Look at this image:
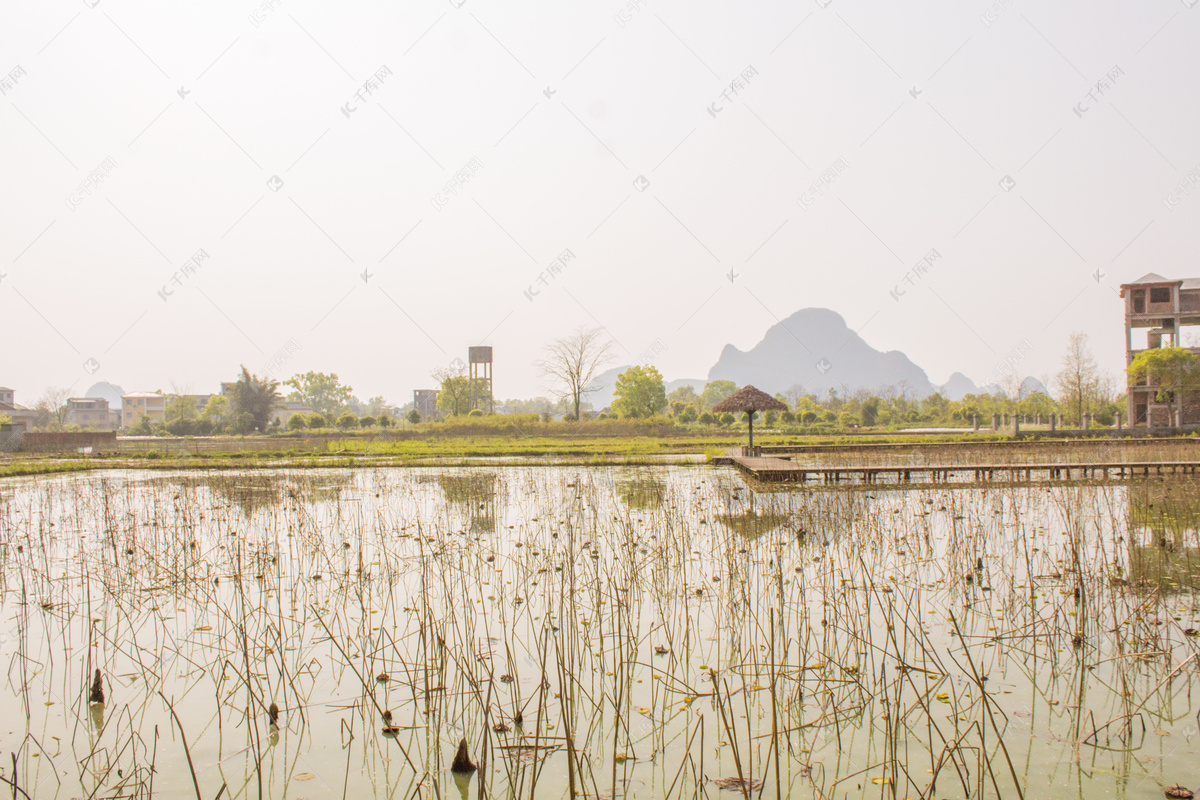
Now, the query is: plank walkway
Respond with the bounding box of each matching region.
[716,451,1200,484]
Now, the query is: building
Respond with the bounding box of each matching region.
[66,397,119,430]
[1119,273,1200,427]
[413,389,439,420]
[468,346,494,413]
[0,387,37,432]
[272,400,313,426]
[121,392,167,429]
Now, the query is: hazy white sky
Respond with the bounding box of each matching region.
[2,0,1198,404]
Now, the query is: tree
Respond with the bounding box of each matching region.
[667,385,698,405]
[379,414,393,429]
[699,380,737,412]
[36,387,70,428]
[359,415,376,428]
[307,412,329,428]
[287,413,307,431]
[165,394,200,435]
[228,367,280,433]
[676,404,699,424]
[537,326,616,421]
[1128,347,1200,405]
[200,395,229,432]
[336,412,358,430]
[285,372,353,418]
[612,366,667,418]
[433,366,474,417]
[365,396,389,416]
[1054,333,1101,425]
[406,409,420,425]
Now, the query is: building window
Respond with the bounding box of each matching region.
[1133,290,1145,313]
[1150,287,1171,304]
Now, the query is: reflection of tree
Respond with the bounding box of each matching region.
[1126,478,1200,592]
[175,472,352,518]
[438,472,498,534]
[717,482,792,540]
[615,473,666,511]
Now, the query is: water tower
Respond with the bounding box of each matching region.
[468,346,494,413]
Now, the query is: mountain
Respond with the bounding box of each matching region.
[84,381,125,409]
[938,372,979,401]
[1021,376,1051,398]
[573,308,1049,411]
[706,308,936,398]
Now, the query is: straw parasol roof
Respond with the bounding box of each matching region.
[712,385,788,414]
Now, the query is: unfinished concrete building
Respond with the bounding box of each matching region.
[1120,272,1200,427]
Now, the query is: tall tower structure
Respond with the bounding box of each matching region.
[468,346,494,413]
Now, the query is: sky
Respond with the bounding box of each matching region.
[2,0,1198,406]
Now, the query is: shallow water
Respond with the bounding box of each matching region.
[0,466,1197,799]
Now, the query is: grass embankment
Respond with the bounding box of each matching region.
[0,416,1185,479]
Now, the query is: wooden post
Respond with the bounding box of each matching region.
[748,411,754,449]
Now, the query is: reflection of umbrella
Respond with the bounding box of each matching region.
[712,386,787,448]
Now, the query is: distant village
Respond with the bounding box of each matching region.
[2,272,1198,436]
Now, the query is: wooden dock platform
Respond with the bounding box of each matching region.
[715,452,1200,485]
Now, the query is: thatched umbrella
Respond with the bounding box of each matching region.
[712,385,787,448]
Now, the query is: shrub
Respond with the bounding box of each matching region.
[336,412,358,430]
[780,410,796,424]
[718,412,735,427]
[307,412,329,429]
[359,415,376,428]
[405,410,420,425]
[468,408,485,417]
[379,414,393,428]
[699,412,715,425]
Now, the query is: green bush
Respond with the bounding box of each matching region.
[468,408,485,417]
[336,412,358,430]
[359,415,376,428]
[718,412,735,427]
[307,412,328,429]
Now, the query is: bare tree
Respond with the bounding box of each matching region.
[998,369,1023,404]
[537,327,615,420]
[36,386,71,428]
[782,384,807,410]
[1054,332,1101,425]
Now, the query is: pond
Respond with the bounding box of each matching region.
[0,466,1197,799]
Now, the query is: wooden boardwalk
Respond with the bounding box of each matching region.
[715,452,1200,485]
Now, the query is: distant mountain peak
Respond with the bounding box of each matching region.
[707,308,935,397]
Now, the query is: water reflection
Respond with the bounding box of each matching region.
[1127,477,1200,591]
[437,472,499,533]
[614,470,666,511]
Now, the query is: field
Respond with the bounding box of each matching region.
[0,462,1197,799]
